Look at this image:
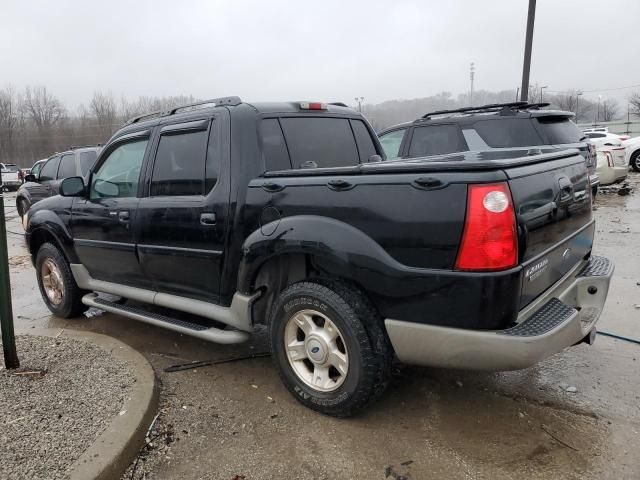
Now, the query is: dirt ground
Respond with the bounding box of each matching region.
[3,174,640,480]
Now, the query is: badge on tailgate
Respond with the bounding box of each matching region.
[525,257,549,282]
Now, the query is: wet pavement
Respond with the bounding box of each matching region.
[3,176,640,479]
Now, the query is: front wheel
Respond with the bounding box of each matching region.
[35,243,89,318]
[630,150,640,172]
[269,280,392,417]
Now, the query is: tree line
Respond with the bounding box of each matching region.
[1,85,639,167]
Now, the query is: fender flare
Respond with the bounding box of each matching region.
[27,209,79,263]
[237,215,428,296]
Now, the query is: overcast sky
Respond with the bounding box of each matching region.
[1,0,639,110]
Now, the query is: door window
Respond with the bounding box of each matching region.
[150,130,208,196]
[79,150,98,176]
[57,154,76,179]
[90,139,148,199]
[379,129,406,159]
[39,156,60,182]
[31,162,44,177]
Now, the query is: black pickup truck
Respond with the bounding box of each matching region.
[25,97,613,416]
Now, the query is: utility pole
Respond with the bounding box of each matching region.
[354,97,364,113]
[595,95,602,125]
[520,0,537,102]
[0,172,20,369]
[469,62,475,106]
[515,87,520,102]
[576,91,583,124]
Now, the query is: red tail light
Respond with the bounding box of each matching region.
[455,183,518,271]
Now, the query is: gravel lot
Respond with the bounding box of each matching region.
[0,335,135,480]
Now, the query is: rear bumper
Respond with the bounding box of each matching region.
[597,166,627,186]
[385,255,614,371]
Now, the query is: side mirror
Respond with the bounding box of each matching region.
[60,177,85,197]
[25,174,37,183]
[93,179,119,198]
[368,154,383,163]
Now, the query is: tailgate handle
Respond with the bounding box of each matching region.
[558,177,574,203]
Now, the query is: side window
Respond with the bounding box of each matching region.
[39,156,60,182]
[379,129,406,160]
[57,153,76,179]
[280,117,359,168]
[409,125,469,157]
[351,120,377,162]
[90,139,148,199]
[79,151,98,176]
[261,118,292,171]
[473,119,543,148]
[31,162,43,177]
[150,130,207,197]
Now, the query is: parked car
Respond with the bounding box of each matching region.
[378,102,600,195]
[16,147,100,219]
[623,136,640,171]
[0,163,22,191]
[25,97,613,416]
[596,148,628,185]
[584,132,627,175]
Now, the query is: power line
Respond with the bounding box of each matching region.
[548,83,640,94]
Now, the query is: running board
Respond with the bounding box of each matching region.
[70,264,258,332]
[82,293,249,344]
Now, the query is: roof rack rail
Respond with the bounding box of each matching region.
[69,144,101,150]
[419,101,549,120]
[125,96,242,125]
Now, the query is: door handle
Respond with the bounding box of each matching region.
[200,213,216,225]
[118,211,130,222]
[261,182,284,192]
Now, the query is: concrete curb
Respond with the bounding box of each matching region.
[27,328,159,480]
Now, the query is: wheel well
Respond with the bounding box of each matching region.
[29,229,62,261]
[15,196,27,216]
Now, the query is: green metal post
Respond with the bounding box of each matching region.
[0,192,20,369]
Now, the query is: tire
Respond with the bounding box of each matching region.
[35,242,89,318]
[631,150,640,172]
[269,280,392,417]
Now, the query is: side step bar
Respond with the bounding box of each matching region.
[82,293,249,344]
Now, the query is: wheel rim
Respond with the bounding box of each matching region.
[41,259,65,305]
[284,309,349,392]
[634,153,640,170]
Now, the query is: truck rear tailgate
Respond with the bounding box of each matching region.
[505,153,593,308]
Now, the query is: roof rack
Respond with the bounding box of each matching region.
[69,144,102,150]
[419,101,550,120]
[125,96,242,125]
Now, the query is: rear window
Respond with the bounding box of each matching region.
[261,119,292,171]
[2,164,18,172]
[473,118,543,148]
[279,117,360,169]
[79,151,98,176]
[586,132,606,139]
[408,124,469,157]
[536,117,584,144]
[351,120,377,162]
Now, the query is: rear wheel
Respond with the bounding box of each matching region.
[269,280,392,417]
[36,243,89,318]
[16,198,29,219]
[630,150,640,172]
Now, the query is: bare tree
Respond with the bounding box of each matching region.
[0,86,21,161]
[630,92,640,118]
[22,86,65,130]
[601,98,619,122]
[90,91,117,136]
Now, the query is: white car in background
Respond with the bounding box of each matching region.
[0,162,22,191]
[623,136,640,172]
[596,147,628,185]
[584,132,627,176]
